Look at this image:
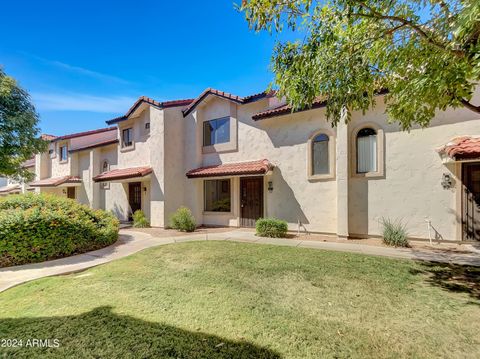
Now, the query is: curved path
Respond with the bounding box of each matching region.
[1,229,479,293]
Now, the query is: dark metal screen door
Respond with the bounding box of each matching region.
[463,163,480,241]
[240,177,263,227]
[128,182,142,219]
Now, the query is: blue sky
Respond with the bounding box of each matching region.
[0,0,291,136]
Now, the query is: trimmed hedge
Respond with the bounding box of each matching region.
[256,218,288,238]
[0,193,119,267]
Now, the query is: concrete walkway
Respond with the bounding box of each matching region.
[1,229,479,293]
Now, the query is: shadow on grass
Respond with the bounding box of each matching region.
[410,262,480,302]
[0,306,281,358]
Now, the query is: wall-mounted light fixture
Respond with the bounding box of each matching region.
[143,187,147,192]
[268,181,273,193]
[441,173,453,189]
[62,189,67,195]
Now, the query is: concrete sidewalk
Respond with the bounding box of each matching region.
[1,229,479,293]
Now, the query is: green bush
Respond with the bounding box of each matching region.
[132,210,150,228]
[0,193,119,267]
[381,217,409,247]
[170,206,196,232]
[256,218,288,238]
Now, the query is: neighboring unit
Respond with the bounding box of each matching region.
[24,88,480,241]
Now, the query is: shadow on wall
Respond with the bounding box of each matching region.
[0,306,281,358]
[409,262,480,303]
[269,167,309,226]
[348,179,369,236]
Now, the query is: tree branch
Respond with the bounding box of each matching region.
[352,2,465,58]
[460,99,480,113]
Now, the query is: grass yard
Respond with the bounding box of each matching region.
[1,241,479,358]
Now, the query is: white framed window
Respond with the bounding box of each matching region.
[351,124,384,178]
[59,145,68,162]
[356,128,377,173]
[204,179,231,212]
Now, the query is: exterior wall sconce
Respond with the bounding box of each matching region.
[62,189,67,195]
[143,187,147,192]
[268,181,273,193]
[441,173,453,189]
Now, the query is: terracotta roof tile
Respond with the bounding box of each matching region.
[186,159,273,178]
[183,89,274,117]
[30,176,82,188]
[54,127,116,142]
[0,184,21,194]
[438,136,480,160]
[41,134,57,141]
[107,96,194,125]
[69,128,118,152]
[93,166,153,182]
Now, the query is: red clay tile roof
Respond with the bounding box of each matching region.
[53,127,117,142]
[93,166,153,182]
[0,184,21,194]
[107,96,194,125]
[252,89,389,120]
[252,98,327,120]
[182,88,275,117]
[41,134,57,141]
[30,176,82,187]
[186,159,274,178]
[22,158,36,168]
[438,136,480,160]
[69,128,118,152]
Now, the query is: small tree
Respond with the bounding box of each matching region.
[0,68,46,180]
[239,1,480,129]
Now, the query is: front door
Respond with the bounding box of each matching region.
[240,177,263,227]
[67,187,76,199]
[128,182,142,219]
[462,163,480,241]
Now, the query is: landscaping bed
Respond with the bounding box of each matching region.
[0,193,119,267]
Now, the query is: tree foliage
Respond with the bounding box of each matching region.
[0,68,46,179]
[240,0,480,129]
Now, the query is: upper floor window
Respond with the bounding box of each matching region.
[60,145,68,162]
[122,128,133,148]
[356,128,377,173]
[102,160,109,173]
[203,117,230,147]
[312,133,329,175]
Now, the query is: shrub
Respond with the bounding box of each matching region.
[381,217,409,247]
[170,206,196,232]
[132,210,150,228]
[256,218,288,238]
[0,193,119,267]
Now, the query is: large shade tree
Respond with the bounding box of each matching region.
[239,0,480,129]
[0,68,46,180]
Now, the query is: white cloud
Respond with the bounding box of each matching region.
[22,52,130,84]
[32,92,136,113]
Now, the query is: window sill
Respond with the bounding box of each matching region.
[351,171,384,179]
[308,173,335,181]
[203,211,233,216]
[120,144,135,153]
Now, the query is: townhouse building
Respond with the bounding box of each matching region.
[9,88,479,241]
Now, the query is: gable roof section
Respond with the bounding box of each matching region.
[107,96,194,125]
[69,128,118,153]
[53,127,116,142]
[182,88,275,117]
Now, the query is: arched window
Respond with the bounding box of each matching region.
[312,133,329,175]
[356,128,377,173]
[102,160,109,173]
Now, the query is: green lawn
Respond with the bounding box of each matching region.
[1,241,479,358]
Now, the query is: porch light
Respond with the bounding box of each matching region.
[441,173,452,189]
[143,187,147,192]
[268,181,273,193]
